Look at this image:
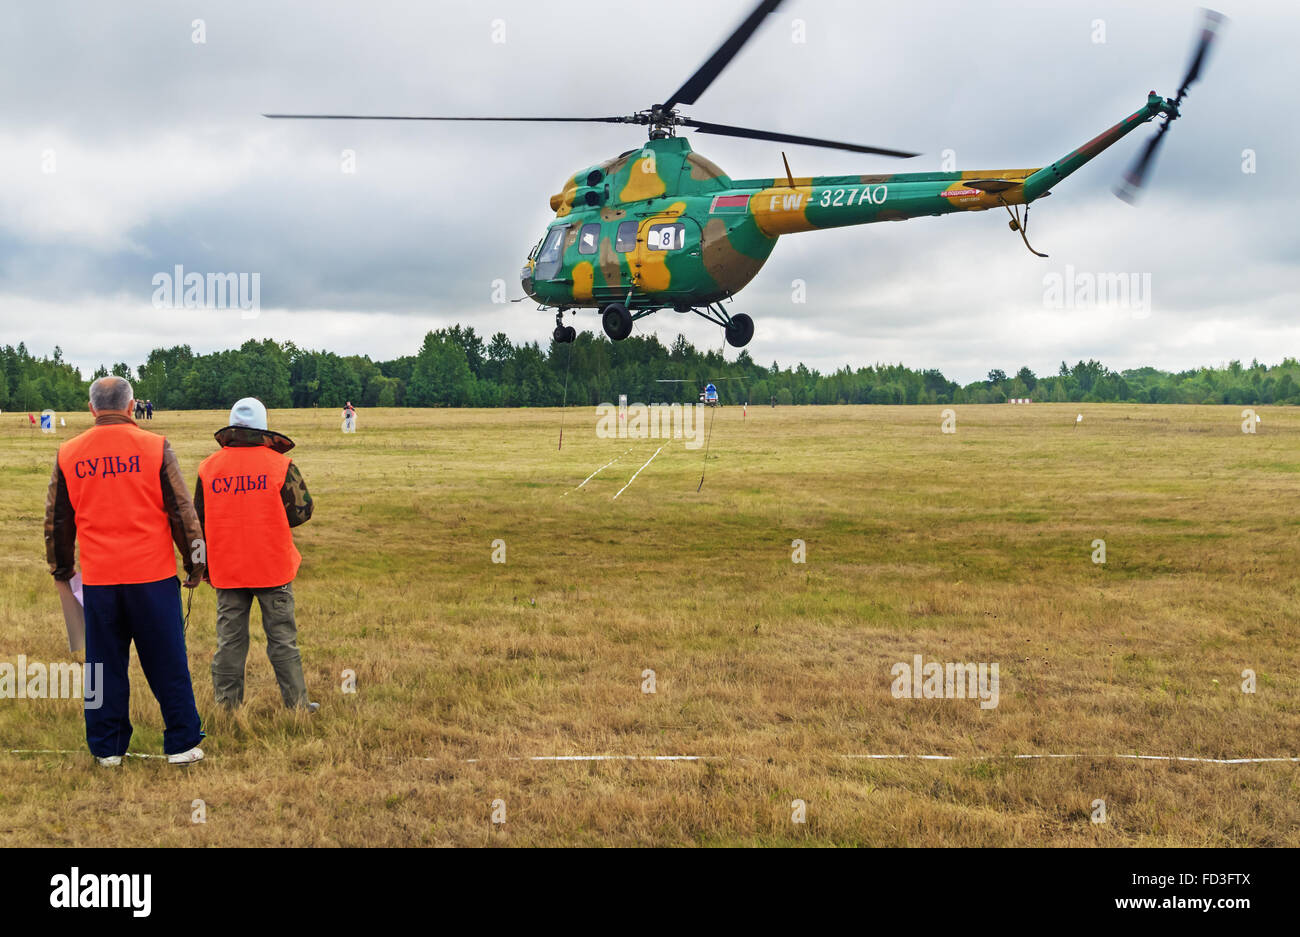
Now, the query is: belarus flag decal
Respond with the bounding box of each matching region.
[710,194,751,213]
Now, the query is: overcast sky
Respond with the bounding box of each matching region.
[1,0,1296,383]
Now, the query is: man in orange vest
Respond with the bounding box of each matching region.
[195,398,316,711]
[44,376,206,766]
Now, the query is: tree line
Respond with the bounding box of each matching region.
[4,331,1300,412]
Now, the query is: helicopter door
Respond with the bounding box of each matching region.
[631,215,702,298]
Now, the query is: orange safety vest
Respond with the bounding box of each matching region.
[198,446,301,589]
[57,423,176,586]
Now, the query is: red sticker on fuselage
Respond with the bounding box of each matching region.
[710,194,751,213]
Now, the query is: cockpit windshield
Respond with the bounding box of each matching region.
[534,225,568,280]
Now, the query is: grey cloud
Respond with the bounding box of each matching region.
[1,0,1295,383]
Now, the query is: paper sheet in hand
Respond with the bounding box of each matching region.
[55,573,85,653]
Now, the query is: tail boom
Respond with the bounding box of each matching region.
[1023,92,1171,201]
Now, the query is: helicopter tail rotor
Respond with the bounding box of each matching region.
[1115,8,1226,203]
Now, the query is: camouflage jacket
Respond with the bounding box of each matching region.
[44,413,204,582]
[193,426,313,529]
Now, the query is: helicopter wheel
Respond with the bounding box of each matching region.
[724,313,754,348]
[563,325,576,343]
[601,303,633,341]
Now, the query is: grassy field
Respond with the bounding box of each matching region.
[1,402,1297,846]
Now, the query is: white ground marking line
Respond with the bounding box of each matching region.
[4,748,168,760]
[454,755,704,764]
[442,753,1298,766]
[612,445,664,501]
[842,754,1300,765]
[563,446,635,495]
[7,748,1297,766]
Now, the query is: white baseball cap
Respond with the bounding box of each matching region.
[229,397,268,431]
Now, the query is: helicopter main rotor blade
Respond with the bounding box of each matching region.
[683,118,918,158]
[262,114,634,123]
[661,0,785,111]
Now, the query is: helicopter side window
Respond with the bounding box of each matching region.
[615,221,638,252]
[578,223,601,255]
[534,225,568,280]
[647,223,686,251]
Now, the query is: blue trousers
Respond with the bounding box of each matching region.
[83,576,204,757]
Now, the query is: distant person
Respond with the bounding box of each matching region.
[145,400,154,420]
[342,401,356,433]
[134,400,145,419]
[195,398,317,712]
[44,376,206,767]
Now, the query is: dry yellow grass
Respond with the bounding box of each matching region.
[1,403,1297,846]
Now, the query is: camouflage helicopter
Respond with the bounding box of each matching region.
[266,1,1223,349]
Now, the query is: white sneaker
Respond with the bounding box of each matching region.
[96,755,123,767]
[167,746,204,766]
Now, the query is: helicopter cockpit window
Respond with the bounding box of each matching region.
[647,223,686,251]
[535,225,568,280]
[578,223,601,255]
[615,221,638,252]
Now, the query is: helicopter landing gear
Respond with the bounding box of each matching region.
[601,302,633,341]
[689,302,755,347]
[725,313,754,348]
[552,311,576,344]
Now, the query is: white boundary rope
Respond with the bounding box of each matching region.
[8,749,1297,766]
[443,753,1300,766]
[841,753,1300,765]
[612,446,664,500]
[457,755,703,763]
[563,446,635,496]
[5,748,167,760]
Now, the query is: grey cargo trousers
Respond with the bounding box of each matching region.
[212,583,309,708]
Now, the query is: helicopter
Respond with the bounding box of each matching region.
[656,377,742,407]
[265,1,1223,350]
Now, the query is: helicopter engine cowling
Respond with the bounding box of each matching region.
[547,184,606,211]
[577,186,606,207]
[549,164,611,212]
